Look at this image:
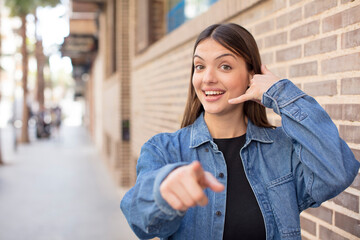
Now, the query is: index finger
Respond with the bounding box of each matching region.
[202,172,225,192]
[190,161,205,179]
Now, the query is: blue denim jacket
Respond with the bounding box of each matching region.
[121,79,359,240]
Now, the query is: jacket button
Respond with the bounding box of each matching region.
[218,172,224,178]
[216,211,222,216]
[205,148,209,152]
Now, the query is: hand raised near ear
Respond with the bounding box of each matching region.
[160,161,225,211]
[228,64,280,105]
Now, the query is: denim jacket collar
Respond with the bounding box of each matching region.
[246,119,274,144]
[189,113,212,148]
[189,112,273,149]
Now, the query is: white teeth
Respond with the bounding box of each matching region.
[205,91,224,96]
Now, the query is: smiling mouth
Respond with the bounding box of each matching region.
[204,90,225,97]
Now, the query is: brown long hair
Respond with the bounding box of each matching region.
[181,23,273,128]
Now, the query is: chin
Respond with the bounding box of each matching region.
[201,102,227,113]
[203,105,242,116]
[204,108,226,115]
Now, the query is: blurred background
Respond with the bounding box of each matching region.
[0,0,359,239]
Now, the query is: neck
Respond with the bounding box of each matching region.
[204,111,247,139]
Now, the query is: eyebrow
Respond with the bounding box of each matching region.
[193,54,204,60]
[193,53,237,61]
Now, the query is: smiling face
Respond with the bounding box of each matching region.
[192,38,250,118]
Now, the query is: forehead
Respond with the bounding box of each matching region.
[195,38,231,54]
[194,38,240,60]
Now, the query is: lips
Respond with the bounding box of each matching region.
[204,90,225,96]
[202,89,225,102]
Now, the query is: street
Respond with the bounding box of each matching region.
[0,125,138,240]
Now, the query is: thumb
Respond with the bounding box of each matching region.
[261,64,271,75]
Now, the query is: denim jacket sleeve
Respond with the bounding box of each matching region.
[120,139,188,239]
[262,79,360,210]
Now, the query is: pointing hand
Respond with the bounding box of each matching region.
[160,161,225,211]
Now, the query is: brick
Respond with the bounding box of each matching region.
[254,20,274,35]
[304,206,333,224]
[271,67,287,78]
[324,104,343,120]
[342,28,360,49]
[339,125,360,144]
[290,20,320,41]
[324,104,360,121]
[301,236,311,240]
[256,38,264,50]
[343,104,360,122]
[350,173,360,190]
[290,0,302,5]
[300,216,316,235]
[352,149,360,163]
[264,32,287,48]
[261,52,273,65]
[276,8,302,28]
[304,0,337,18]
[323,5,360,33]
[332,191,359,212]
[335,212,360,237]
[263,0,287,15]
[341,77,360,95]
[304,35,337,56]
[290,61,318,78]
[304,80,337,96]
[321,53,360,74]
[276,45,301,62]
[319,225,349,240]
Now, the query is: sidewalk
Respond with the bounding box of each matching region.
[0,125,138,240]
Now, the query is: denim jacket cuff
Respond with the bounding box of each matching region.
[262,79,307,115]
[153,163,188,218]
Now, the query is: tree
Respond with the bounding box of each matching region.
[35,0,60,111]
[5,0,59,143]
[35,27,45,111]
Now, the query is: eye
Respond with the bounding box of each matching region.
[194,64,204,71]
[221,64,232,71]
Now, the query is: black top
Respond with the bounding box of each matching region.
[214,134,266,240]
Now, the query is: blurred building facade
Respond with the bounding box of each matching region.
[63,0,360,239]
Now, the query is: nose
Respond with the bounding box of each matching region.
[202,67,217,84]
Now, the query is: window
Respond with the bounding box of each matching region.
[136,0,165,53]
[166,0,218,33]
[106,0,117,75]
[135,0,218,52]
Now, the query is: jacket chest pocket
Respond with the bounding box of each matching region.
[266,173,301,239]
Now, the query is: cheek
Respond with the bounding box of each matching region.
[240,72,251,85]
[229,73,250,94]
[192,75,201,90]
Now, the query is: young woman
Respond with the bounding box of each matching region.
[121,23,359,240]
